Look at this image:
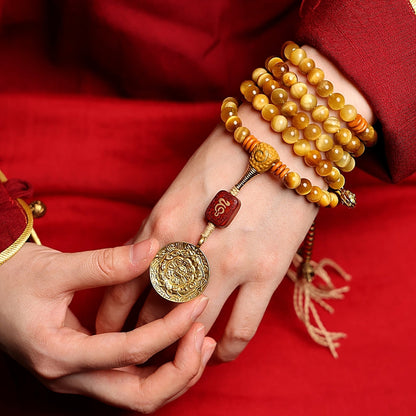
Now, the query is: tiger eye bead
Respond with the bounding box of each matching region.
[326,146,344,162]
[306,186,323,203]
[300,94,318,111]
[329,192,339,208]
[293,139,311,156]
[271,88,288,105]
[303,123,321,140]
[298,57,315,74]
[315,160,333,177]
[220,106,237,122]
[326,167,341,183]
[335,128,352,146]
[354,142,366,157]
[289,48,307,65]
[330,175,345,190]
[282,72,298,87]
[316,134,334,152]
[318,190,331,207]
[261,104,279,121]
[292,112,310,130]
[307,67,325,85]
[263,79,279,95]
[344,136,361,153]
[341,155,356,172]
[328,93,345,110]
[316,80,334,97]
[265,56,283,72]
[272,62,289,79]
[296,178,312,195]
[252,68,267,83]
[311,105,329,123]
[340,104,357,122]
[304,150,322,167]
[281,101,298,117]
[282,41,299,59]
[225,116,242,132]
[282,126,300,144]
[244,85,260,102]
[290,82,308,99]
[252,94,269,111]
[233,126,251,143]
[359,126,378,147]
[240,80,255,95]
[323,116,341,134]
[335,152,352,168]
[284,171,302,189]
[257,72,273,87]
[271,115,288,132]
[221,97,238,111]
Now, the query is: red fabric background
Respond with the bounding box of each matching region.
[1,1,415,415]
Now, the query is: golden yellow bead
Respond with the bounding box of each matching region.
[318,190,331,207]
[252,93,269,111]
[266,56,283,72]
[271,115,288,133]
[323,116,341,133]
[282,72,298,87]
[282,41,299,59]
[330,175,345,190]
[282,126,300,144]
[290,82,308,99]
[263,79,279,96]
[284,171,302,189]
[220,106,237,122]
[298,57,315,74]
[354,142,366,157]
[315,160,333,177]
[329,192,339,208]
[307,67,325,85]
[271,62,289,79]
[359,126,377,147]
[303,124,321,141]
[311,105,329,123]
[271,88,288,105]
[296,178,312,195]
[304,150,322,167]
[334,128,352,146]
[289,48,307,65]
[293,139,311,156]
[328,93,345,110]
[292,112,310,130]
[257,72,273,87]
[326,145,344,162]
[316,134,334,152]
[221,97,238,111]
[335,151,352,168]
[244,85,260,102]
[306,186,323,203]
[234,126,251,144]
[281,101,298,117]
[261,104,279,121]
[316,80,334,97]
[225,116,242,132]
[344,136,361,153]
[326,167,341,183]
[300,93,318,111]
[252,67,267,83]
[240,80,255,95]
[339,104,357,122]
[249,142,280,173]
[341,155,356,172]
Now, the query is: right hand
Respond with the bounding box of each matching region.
[0,241,216,413]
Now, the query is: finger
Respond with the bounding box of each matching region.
[136,289,174,327]
[55,295,209,373]
[214,282,274,362]
[64,310,90,335]
[96,277,147,333]
[57,239,159,292]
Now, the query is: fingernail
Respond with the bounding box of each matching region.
[191,295,209,321]
[194,325,205,352]
[129,239,154,266]
[202,340,216,366]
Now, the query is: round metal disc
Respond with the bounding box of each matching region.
[150,242,210,303]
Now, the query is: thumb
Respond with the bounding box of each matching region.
[58,239,159,292]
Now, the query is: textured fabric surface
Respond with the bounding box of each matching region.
[0,1,415,415]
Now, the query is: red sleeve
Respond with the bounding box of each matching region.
[296,0,416,183]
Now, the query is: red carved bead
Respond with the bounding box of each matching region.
[205,190,241,228]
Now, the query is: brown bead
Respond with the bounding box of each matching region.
[328,93,345,110]
[251,68,267,83]
[340,104,357,122]
[292,112,310,130]
[303,124,321,140]
[263,79,279,96]
[252,94,269,111]
[359,126,377,147]
[334,128,352,146]
[316,134,334,152]
[290,82,308,99]
[326,146,344,162]
[306,186,323,203]
[300,94,317,111]
[354,142,366,157]
[266,56,283,72]
[296,178,312,195]
[244,85,260,102]
[307,68,325,85]
[289,48,307,65]
[304,150,322,167]
[220,106,237,122]
[325,167,341,183]
[329,175,345,190]
[272,62,289,79]
[225,116,242,132]
[261,104,279,121]
[323,116,341,134]
[221,97,238,111]
[315,160,333,177]
[298,57,315,74]
[282,72,298,87]
[233,126,251,143]
[344,136,361,153]
[316,80,334,97]
[311,105,329,123]
[271,88,288,106]
[257,72,273,88]
[282,126,300,144]
[281,101,298,117]
[240,80,255,95]
[293,139,311,156]
[282,41,299,59]
[271,115,288,132]
[284,171,302,189]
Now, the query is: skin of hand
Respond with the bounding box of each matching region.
[96,46,375,363]
[0,241,216,413]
